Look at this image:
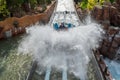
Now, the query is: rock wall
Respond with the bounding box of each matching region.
[91,1,120,59]
[91,1,120,27]
[93,50,112,80]
[99,28,120,59]
[0,1,56,39]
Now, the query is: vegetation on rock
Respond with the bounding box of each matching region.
[0,0,53,20]
[78,0,115,10]
[0,0,9,19]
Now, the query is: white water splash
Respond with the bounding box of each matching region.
[18,21,103,80]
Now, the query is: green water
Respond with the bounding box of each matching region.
[0,35,101,80]
[0,35,32,80]
[0,35,22,57]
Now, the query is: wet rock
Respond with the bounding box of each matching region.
[99,28,120,59]
[100,45,108,55]
[109,47,116,56]
[103,39,111,47]
[0,26,3,33]
[111,41,119,48]
[103,1,112,6]
[92,2,120,27]
[109,6,119,26]
[102,5,110,20]
[102,20,110,30]
[114,37,120,45]
[116,0,120,6]
[116,14,120,25]
[107,28,118,35]
[92,5,103,21]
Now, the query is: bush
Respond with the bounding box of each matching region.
[79,0,111,10]
[0,0,10,18]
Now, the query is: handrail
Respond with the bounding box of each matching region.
[91,50,104,80]
[26,61,37,80]
[44,66,51,80]
[48,0,58,26]
[62,69,67,80]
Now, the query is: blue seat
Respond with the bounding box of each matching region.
[67,23,72,28]
[53,23,59,30]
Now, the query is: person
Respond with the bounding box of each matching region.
[59,23,65,29]
[53,23,59,30]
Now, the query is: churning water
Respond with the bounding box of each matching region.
[18,0,104,79]
[18,19,104,80]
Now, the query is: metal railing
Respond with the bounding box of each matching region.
[26,61,37,80]
[48,0,58,25]
[91,51,104,80]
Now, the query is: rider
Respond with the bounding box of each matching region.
[59,22,65,29]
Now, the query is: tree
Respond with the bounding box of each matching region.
[79,0,110,10]
[109,0,114,3]
[0,0,9,18]
[46,0,51,4]
[38,0,45,4]
[6,0,24,10]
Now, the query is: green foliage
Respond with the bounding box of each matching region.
[46,0,51,4]
[79,0,88,9]
[6,0,24,12]
[87,0,97,9]
[0,0,9,17]
[38,0,45,4]
[79,0,96,10]
[79,0,111,10]
[0,0,52,18]
[109,0,114,3]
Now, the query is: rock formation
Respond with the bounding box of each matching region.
[0,1,56,39]
[92,1,120,27]
[99,28,120,59]
[91,1,120,59]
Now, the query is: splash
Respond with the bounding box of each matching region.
[18,21,103,80]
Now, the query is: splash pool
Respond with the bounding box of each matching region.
[105,58,120,80]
